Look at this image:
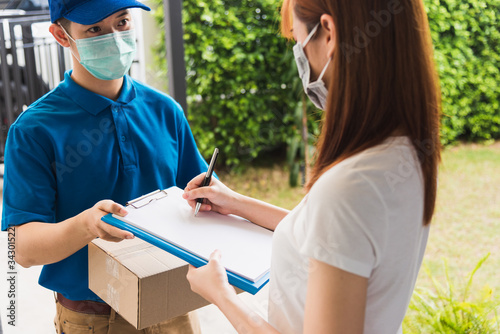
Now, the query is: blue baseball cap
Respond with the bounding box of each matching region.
[49,0,151,25]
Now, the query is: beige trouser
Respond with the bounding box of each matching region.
[54,300,201,334]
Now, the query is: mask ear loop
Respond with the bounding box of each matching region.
[303,22,332,83]
[58,24,81,62]
[302,23,320,48]
[317,57,332,82]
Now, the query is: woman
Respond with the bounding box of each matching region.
[183,0,441,333]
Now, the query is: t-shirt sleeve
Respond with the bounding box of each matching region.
[1,125,57,231]
[300,168,388,278]
[174,109,209,189]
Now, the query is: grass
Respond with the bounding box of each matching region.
[219,142,500,328]
[220,164,305,210]
[218,149,306,210]
[404,254,500,333]
[423,143,500,295]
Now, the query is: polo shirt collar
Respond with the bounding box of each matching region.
[60,70,137,115]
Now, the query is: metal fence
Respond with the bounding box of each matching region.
[0,11,70,160]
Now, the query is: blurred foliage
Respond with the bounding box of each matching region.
[152,0,500,168]
[152,0,320,169]
[404,254,500,333]
[426,0,500,144]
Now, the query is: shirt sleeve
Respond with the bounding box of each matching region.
[174,109,209,189]
[299,168,388,278]
[1,125,57,231]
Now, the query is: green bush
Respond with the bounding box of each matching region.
[425,0,500,144]
[152,0,309,167]
[404,254,500,333]
[152,0,500,167]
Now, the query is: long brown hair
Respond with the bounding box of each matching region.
[282,0,441,225]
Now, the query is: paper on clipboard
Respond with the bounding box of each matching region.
[111,186,273,283]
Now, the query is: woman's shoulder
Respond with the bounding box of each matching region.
[309,136,421,207]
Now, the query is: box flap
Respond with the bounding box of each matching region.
[91,238,189,278]
[92,238,150,256]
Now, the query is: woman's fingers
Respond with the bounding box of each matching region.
[183,185,215,202]
[185,173,210,191]
[210,249,222,263]
[183,176,235,215]
[186,250,233,305]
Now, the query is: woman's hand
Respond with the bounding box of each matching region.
[184,173,288,231]
[182,173,240,215]
[186,250,236,305]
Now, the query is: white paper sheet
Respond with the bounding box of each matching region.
[113,186,273,282]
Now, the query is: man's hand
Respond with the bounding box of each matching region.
[80,200,134,242]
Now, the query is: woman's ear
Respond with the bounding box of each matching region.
[49,23,71,48]
[320,14,336,58]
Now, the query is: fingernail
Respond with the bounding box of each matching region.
[126,234,134,239]
[120,208,128,215]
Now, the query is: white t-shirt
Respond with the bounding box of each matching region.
[268,136,429,334]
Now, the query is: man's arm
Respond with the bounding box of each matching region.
[14,200,132,268]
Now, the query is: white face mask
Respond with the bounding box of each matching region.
[293,23,332,110]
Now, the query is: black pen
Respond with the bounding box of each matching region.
[195,148,219,216]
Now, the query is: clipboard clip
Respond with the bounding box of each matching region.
[127,189,168,209]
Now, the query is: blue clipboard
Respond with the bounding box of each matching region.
[102,213,270,295]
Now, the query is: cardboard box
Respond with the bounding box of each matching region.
[89,238,211,329]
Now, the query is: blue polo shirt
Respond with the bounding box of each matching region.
[1,71,208,301]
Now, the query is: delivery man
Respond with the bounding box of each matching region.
[1,0,206,333]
